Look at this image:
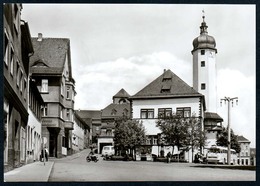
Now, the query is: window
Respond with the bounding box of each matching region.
[153,138,158,145]
[13,4,19,33]
[41,104,48,116]
[60,107,63,119]
[20,70,23,92]
[10,47,14,75]
[16,62,20,87]
[61,82,64,96]
[4,30,9,66]
[176,107,191,118]
[23,78,27,100]
[158,108,172,118]
[201,83,206,90]
[41,79,48,92]
[66,109,70,120]
[66,87,70,99]
[141,109,154,119]
[201,50,205,55]
[201,61,205,67]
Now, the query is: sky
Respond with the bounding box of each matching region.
[21,4,256,147]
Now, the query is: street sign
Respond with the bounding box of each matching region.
[43,137,47,144]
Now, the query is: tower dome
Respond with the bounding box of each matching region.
[192,14,217,53]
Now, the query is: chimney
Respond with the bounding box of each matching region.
[164,69,166,73]
[37,33,43,41]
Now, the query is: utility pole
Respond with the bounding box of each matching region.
[220,97,238,165]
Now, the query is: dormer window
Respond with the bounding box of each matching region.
[161,85,171,93]
[111,109,117,116]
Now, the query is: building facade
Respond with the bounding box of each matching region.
[130,69,205,162]
[72,112,90,152]
[29,34,76,158]
[26,78,44,163]
[237,135,251,165]
[4,3,34,171]
[76,110,101,147]
[98,89,131,154]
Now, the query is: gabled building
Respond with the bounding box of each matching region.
[237,135,251,165]
[27,78,44,163]
[4,3,34,171]
[130,69,205,162]
[98,88,131,153]
[250,148,256,166]
[29,33,76,158]
[72,112,90,152]
[76,110,101,146]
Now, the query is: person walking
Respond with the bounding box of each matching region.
[167,152,171,163]
[44,147,49,162]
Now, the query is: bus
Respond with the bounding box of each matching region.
[206,145,237,165]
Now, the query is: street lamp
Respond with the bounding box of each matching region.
[220,97,238,165]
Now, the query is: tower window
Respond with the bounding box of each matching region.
[201,61,205,67]
[201,50,205,55]
[201,83,206,90]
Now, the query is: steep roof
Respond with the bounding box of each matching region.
[237,135,251,143]
[29,37,70,75]
[102,103,131,118]
[130,69,203,99]
[113,88,130,99]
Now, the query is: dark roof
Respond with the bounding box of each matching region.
[130,69,202,99]
[75,110,101,120]
[29,37,70,75]
[113,88,130,98]
[204,112,223,122]
[237,135,251,143]
[102,103,131,118]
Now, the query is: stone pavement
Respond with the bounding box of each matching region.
[3,149,90,182]
[4,161,54,182]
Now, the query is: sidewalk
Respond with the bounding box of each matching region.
[4,161,54,182]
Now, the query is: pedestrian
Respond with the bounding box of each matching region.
[167,152,171,163]
[45,147,49,162]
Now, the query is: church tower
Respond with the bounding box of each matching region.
[192,12,223,147]
[192,13,217,113]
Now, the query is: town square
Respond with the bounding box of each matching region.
[3,3,256,183]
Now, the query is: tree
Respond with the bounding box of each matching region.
[156,113,206,161]
[114,117,146,157]
[186,115,207,162]
[216,126,241,153]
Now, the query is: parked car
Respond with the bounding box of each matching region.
[102,146,115,156]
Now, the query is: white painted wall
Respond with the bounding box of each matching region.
[132,97,202,135]
[72,119,85,152]
[27,109,42,162]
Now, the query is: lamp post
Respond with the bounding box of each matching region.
[220,97,238,165]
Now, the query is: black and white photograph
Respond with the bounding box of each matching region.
[3,3,256,182]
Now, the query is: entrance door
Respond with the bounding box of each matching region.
[49,132,57,157]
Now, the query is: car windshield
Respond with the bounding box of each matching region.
[103,147,109,150]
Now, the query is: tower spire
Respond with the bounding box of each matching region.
[200,9,208,34]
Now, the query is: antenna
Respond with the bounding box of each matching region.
[202,9,205,21]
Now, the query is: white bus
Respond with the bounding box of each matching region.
[206,145,237,165]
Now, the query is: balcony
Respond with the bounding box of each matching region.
[42,117,61,128]
[64,121,74,130]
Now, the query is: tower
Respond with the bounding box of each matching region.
[192,12,223,147]
[192,13,217,113]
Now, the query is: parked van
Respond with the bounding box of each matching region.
[102,146,115,156]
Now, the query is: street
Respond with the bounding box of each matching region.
[48,149,255,182]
